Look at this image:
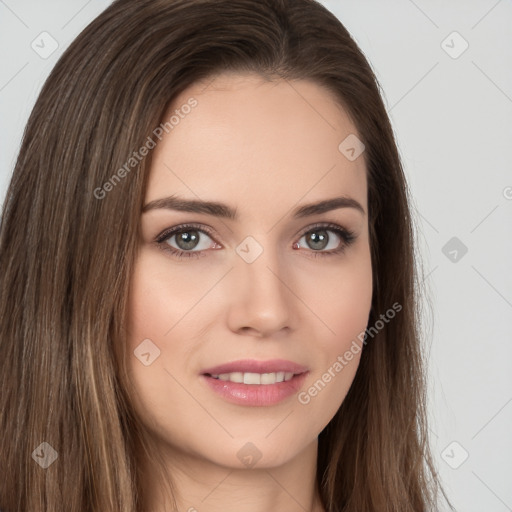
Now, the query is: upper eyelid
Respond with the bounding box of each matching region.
[155,223,216,243]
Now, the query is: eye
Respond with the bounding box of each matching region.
[295,223,356,256]
[155,222,356,260]
[156,224,220,259]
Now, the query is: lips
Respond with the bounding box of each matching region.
[200,359,310,406]
[201,358,309,376]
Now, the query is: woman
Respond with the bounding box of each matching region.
[0,0,453,510]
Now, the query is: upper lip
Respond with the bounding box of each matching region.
[201,359,309,375]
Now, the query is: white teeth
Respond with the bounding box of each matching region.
[210,371,296,384]
[243,372,260,384]
[260,373,276,384]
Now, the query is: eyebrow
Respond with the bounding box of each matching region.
[142,195,365,218]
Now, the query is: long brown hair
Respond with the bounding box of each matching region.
[0,0,453,510]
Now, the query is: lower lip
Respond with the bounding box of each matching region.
[201,372,309,406]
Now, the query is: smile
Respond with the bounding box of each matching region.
[200,359,309,406]
[208,371,296,384]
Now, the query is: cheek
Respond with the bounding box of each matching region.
[297,247,372,418]
[307,241,373,348]
[126,247,210,344]
[329,264,372,347]
[125,249,188,380]
[124,250,200,439]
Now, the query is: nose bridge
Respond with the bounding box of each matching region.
[227,236,294,334]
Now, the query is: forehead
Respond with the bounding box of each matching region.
[146,73,367,218]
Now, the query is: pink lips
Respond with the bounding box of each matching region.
[200,359,309,407]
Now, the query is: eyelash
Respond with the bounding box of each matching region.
[155,222,356,260]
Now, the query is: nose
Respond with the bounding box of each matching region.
[226,246,296,337]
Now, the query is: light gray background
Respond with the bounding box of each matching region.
[1,1,511,510]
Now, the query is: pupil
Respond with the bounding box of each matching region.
[177,231,199,250]
[308,230,328,250]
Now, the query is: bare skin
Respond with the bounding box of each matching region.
[126,72,372,512]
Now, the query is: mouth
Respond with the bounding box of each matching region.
[201,358,309,377]
[205,371,297,384]
[200,359,309,406]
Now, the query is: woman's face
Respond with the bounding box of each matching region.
[126,72,372,470]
